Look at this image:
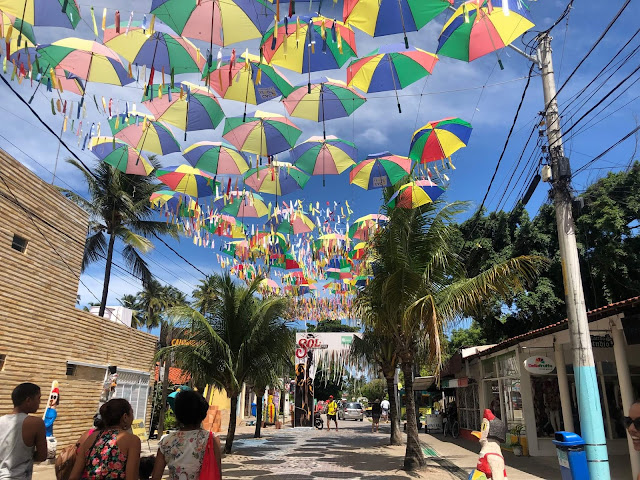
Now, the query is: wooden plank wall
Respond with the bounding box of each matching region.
[0,150,157,448]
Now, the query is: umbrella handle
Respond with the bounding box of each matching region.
[404,35,409,50]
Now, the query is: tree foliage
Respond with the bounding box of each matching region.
[307,319,360,332]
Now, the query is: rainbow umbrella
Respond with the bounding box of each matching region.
[349,152,412,190]
[313,233,350,252]
[36,38,132,87]
[223,111,302,157]
[221,191,270,218]
[36,67,85,96]
[142,82,225,139]
[89,137,153,176]
[291,135,357,176]
[243,161,310,196]
[347,44,438,113]
[270,253,301,271]
[260,15,357,84]
[348,214,388,240]
[348,241,368,260]
[259,278,280,293]
[388,179,446,209]
[150,0,274,47]
[208,214,246,238]
[156,165,218,198]
[325,268,353,280]
[221,240,251,259]
[150,190,197,213]
[183,141,249,176]
[1,10,36,48]
[0,0,80,29]
[410,117,472,164]
[104,23,205,75]
[266,212,315,235]
[437,0,535,64]
[108,113,180,155]
[343,0,452,47]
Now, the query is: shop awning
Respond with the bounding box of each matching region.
[413,376,436,391]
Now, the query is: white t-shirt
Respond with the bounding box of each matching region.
[380,400,390,411]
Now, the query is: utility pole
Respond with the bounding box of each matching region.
[538,32,610,479]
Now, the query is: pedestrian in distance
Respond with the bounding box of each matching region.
[380,398,390,423]
[371,399,382,433]
[69,398,141,480]
[625,400,640,480]
[326,396,338,431]
[0,383,47,480]
[151,390,221,480]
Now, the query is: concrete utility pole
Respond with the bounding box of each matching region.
[538,32,610,479]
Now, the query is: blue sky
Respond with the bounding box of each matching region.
[1,0,638,322]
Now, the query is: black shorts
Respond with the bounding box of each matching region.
[373,415,381,422]
[328,414,336,421]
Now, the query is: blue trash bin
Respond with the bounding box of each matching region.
[552,431,590,480]
[251,402,257,417]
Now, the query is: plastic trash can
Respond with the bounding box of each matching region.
[251,402,257,417]
[552,431,590,480]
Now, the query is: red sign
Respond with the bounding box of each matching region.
[295,337,328,358]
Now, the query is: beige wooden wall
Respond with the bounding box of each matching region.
[0,150,157,448]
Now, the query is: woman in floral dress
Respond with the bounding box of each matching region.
[151,390,221,480]
[70,399,141,480]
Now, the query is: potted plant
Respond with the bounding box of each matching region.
[510,424,525,456]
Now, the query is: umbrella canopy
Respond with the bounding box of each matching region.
[260,16,357,74]
[290,135,357,177]
[223,111,302,157]
[244,161,310,196]
[1,10,36,47]
[313,233,350,252]
[343,0,452,45]
[348,241,368,260]
[37,67,86,96]
[437,0,535,62]
[388,179,446,209]
[156,165,218,198]
[266,212,316,235]
[150,190,198,214]
[348,214,388,240]
[183,141,249,176]
[221,191,270,218]
[202,52,294,105]
[37,38,132,86]
[349,152,412,190]
[142,82,225,136]
[270,253,301,271]
[108,113,181,155]
[150,0,274,47]
[104,23,205,75]
[221,240,251,259]
[409,117,473,163]
[208,214,246,238]
[0,0,80,29]
[89,137,153,176]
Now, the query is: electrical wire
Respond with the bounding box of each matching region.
[572,124,640,178]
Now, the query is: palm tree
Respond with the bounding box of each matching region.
[60,158,177,317]
[157,273,292,453]
[356,198,545,470]
[192,275,221,314]
[119,294,144,329]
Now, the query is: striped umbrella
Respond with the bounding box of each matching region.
[207,214,247,238]
[388,179,446,209]
[349,152,412,190]
[409,117,472,164]
[290,136,357,186]
[156,165,218,198]
[108,113,181,155]
[89,137,153,176]
[183,141,249,176]
[243,161,310,196]
[222,111,302,157]
[1,10,36,50]
[266,212,316,235]
[221,191,270,218]
[348,214,388,240]
[0,0,80,29]
[150,190,197,214]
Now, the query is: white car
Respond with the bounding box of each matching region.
[338,402,365,421]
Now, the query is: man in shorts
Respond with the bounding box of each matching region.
[371,399,382,433]
[326,396,338,431]
[380,397,391,423]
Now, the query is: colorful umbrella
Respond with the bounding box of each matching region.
[142,82,225,139]
[36,38,132,87]
[347,44,438,113]
[349,152,412,190]
[283,78,366,139]
[343,0,452,47]
[259,278,280,293]
[348,241,368,260]
[183,141,249,176]
[348,214,388,240]
[325,268,353,280]
[150,190,197,214]
[290,135,357,185]
[156,165,218,198]
[104,23,205,75]
[388,179,446,209]
[0,0,80,29]
[409,117,473,164]
[437,0,535,64]
[221,240,251,259]
[266,212,315,235]
[150,0,274,47]
[36,67,86,96]
[222,111,302,157]
[89,137,153,176]
[221,191,270,218]
[260,15,357,86]
[270,253,301,271]
[243,161,310,196]
[108,113,181,155]
[313,233,350,252]
[1,10,36,48]
[208,214,246,238]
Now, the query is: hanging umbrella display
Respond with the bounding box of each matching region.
[1,10,36,49]
[266,212,316,235]
[36,38,133,87]
[259,278,280,293]
[347,44,438,113]
[150,0,274,47]
[208,214,246,238]
[156,165,219,198]
[142,82,225,139]
[150,190,197,214]
[409,117,473,164]
[348,241,368,260]
[104,23,205,75]
[89,137,154,176]
[0,0,80,29]
[183,141,249,176]
[290,135,357,178]
[221,191,270,218]
[349,152,412,190]
[437,0,535,65]
[222,111,302,157]
[343,0,452,47]
[348,214,388,240]
[243,161,310,196]
[313,233,350,253]
[270,253,301,270]
[36,67,86,96]
[221,240,251,259]
[388,179,446,209]
[108,113,181,155]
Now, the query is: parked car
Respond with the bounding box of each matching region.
[338,402,365,421]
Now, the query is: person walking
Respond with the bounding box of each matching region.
[380,398,390,423]
[326,396,338,432]
[0,383,47,480]
[151,390,221,480]
[69,399,141,480]
[371,399,382,433]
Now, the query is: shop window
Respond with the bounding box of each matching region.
[482,358,496,378]
[503,379,524,425]
[11,234,28,253]
[531,376,562,437]
[497,352,519,377]
[114,372,150,420]
[0,354,6,371]
[457,384,480,431]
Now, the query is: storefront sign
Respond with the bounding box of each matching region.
[590,334,614,348]
[295,335,328,358]
[131,419,146,441]
[171,338,197,346]
[294,332,359,359]
[523,356,556,375]
[441,377,468,389]
[341,336,353,345]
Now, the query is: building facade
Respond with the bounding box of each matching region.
[0,150,157,448]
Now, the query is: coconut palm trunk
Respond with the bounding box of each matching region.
[157,327,172,435]
[385,375,402,445]
[99,234,117,317]
[401,361,425,470]
[225,394,239,454]
[254,387,266,438]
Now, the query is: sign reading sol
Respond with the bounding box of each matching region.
[523,356,556,375]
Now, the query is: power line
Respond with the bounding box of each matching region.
[572,124,640,178]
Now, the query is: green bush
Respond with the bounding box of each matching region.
[164,409,178,431]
